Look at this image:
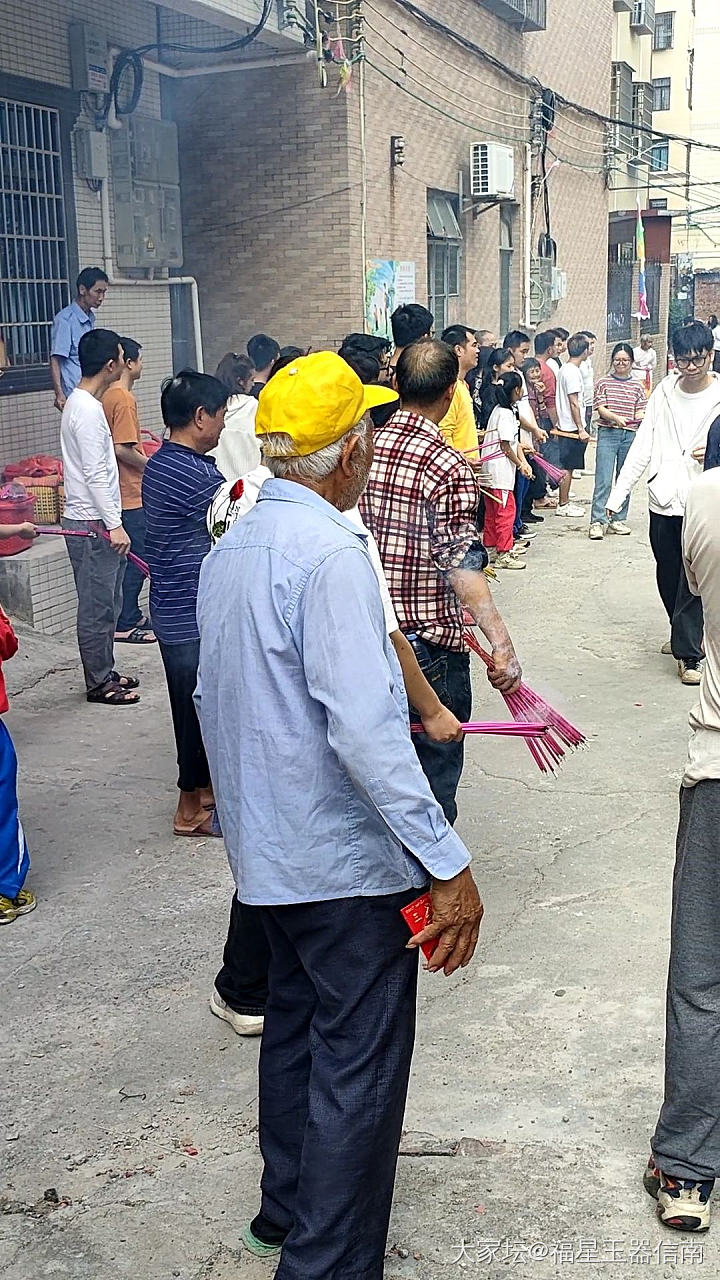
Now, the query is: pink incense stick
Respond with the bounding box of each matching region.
[462,620,586,774]
[411,721,550,738]
[36,525,150,578]
[534,454,566,486]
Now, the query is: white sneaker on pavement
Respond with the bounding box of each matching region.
[608,520,631,536]
[588,522,605,540]
[556,503,585,517]
[678,660,703,687]
[210,988,264,1037]
[661,640,673,656]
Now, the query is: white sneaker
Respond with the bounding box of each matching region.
[588,522,605,540]
[495,552,526,570]
[572,470,584,479]
[556,503,585,517]
[661,640,673,656]
[607,520,631,536]
[678,660,703,687]
[210,988,264,1037]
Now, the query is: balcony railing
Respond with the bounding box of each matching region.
[476,0,547,32]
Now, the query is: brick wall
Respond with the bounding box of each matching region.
[694,274,720,323]
[171,62,361,369]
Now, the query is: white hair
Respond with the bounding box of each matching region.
[261,418,370,481]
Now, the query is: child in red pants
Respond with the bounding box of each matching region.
[482,372,532,571]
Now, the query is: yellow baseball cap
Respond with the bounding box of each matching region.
[255,351,398,457]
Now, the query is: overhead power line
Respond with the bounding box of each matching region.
[385,0,720,156]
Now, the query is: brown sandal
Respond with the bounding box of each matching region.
[87,680,140,706]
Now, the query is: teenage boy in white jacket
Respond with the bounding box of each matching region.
[608,321,720,685]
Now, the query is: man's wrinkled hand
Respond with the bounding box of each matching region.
[487,644,521,694]
[408,868,484,976]
[54,392,66,412]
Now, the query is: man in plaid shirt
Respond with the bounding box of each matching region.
[360,339,521,823]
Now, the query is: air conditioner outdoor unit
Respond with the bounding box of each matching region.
[470,142,515,200]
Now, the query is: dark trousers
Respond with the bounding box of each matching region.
[158,639,210,792]
[215,894,269,1014]
[63,518,124,693]
[525,457,547,514]
[653,783,720,1181]
[406,637,472,825]
[117,507,147,632]
[513,471,530,535]
[648,514,704,662]
[257,891,419,1280]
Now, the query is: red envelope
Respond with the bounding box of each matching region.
[401,893,439,961]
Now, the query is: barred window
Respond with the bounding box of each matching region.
[0,98,71,381]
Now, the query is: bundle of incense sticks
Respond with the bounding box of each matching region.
[411,721,550,738]
[534,454,566,486]
[36,525,150,578]
[462,623,586,774]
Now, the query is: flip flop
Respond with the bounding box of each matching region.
[115,626,156,644]
[173,808,223,839]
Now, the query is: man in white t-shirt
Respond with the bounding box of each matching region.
[609,320,720,684]
[645,460,720,1231]
[61,329,134,704]
[554,332,590,517]
[633,336,658,391]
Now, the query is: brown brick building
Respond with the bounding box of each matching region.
[173,0,613,367]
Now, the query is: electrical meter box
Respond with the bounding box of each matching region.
[74,128,109,181]
[69,23,109,95]
[110,117,183,268]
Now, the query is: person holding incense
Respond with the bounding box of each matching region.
[360,338,522,825]
[195,351,483,1273]
[481,371,532,571]
[142,370,228,838]
[60,329,136,706]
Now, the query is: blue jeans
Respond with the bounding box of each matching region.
[590,427,634,525]
[117,507,147,631]
[405,637,472,825]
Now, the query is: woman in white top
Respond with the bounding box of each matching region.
[710,315,720,373]
[482,371,532,571]
[210,352,261,481]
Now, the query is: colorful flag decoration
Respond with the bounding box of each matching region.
[636,199,651,322]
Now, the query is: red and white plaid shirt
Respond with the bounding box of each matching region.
[360,410,485,652]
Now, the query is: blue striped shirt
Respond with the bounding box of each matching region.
[142,440,223,644]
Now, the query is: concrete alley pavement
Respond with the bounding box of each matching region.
[0,478,709,1279]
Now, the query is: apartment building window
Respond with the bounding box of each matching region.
[0,76,78,395]
[632,83,652,163]
[475,0,547,32]
[653,11,674,50]
[631,0,655,36]
[427,192,462,333]
[650,142,669,171]
[611,62,634,153]
[652,77,671,111]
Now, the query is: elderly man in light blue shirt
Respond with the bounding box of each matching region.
[196,352,484,1277]
[50,267,108,410]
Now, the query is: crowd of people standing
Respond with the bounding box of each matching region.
[6,264,720,1267]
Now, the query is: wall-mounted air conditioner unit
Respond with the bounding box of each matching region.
[470,142,515,200]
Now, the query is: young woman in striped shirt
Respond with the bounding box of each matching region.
[589,342,647,540]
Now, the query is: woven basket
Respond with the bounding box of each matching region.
[19,482,59,523]
[57,485,65,519]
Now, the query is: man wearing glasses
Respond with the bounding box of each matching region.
[608,321,720,685]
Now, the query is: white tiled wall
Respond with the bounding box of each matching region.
[1,0,175,468]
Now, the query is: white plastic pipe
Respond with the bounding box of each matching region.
[142,51,311,78]
[99,171,204,370]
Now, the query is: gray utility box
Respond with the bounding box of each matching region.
[110,117,183,268]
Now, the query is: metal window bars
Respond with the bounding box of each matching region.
[0,99,70,369]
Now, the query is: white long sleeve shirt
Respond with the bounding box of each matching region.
[608,373,720,518]
[61,387,122,529]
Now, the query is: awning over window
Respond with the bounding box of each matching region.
[427,192,462,241]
